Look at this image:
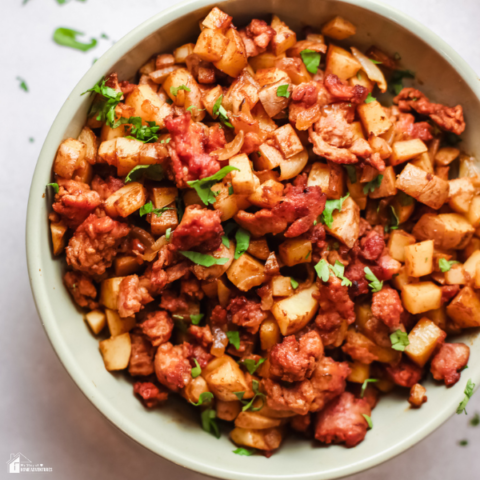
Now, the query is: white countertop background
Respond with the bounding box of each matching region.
[1,0,479,478]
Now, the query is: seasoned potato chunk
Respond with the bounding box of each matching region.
[235,412,282,429]
[308,162,346,200]
[260,316,281,350]
[230,153,255,195]
[125,84,172,128]
[325,44,361,80]
[446,286,480,328]
[227,253,266,291]
[390,139,428,166]
[194,28,229,62]
[405,318,446,367]
[401,282,442,314]
[321,16,356,40]
[217,400,242,421]
[270,15,297,55]
[467,196,480,228]
[213,28,248,77]
[278,238,312,267]
[99,277,124,310]
[230,427,284,451]
[84,309,106,335]
[448,178,474,214]
[404,240,434,277]
[388,230,416,263]
[325,196,360,248]
[99,333,131,371]
[50,221,68,256]
[273,124,304,158]
[53,138,86,179]
[104,182,147,218]
[369,166,397,199]
[347,362,370,384]
[434,147,460,166]
[105,309,135,335]
[357,101,392,136]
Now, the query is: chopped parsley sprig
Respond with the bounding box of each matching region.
[187,166,239,206]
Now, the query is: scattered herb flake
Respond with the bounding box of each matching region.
[315,259,331,282]
[17,77,28,92]
[363,175,383,195]
[222,235,230,248]
[459,440,469,446]
[81,77,123,127]
[276,84,291,98]
[363,414,373,429]
[240,358,266,375]
[124,164,164,183]
[234,228,251,259]
[361,379,379,398]
[290,278,299,289]
[344,165,357,184]
[390,329,410,352]
[457,379,475,415]
[228,184,234,196]
[191,359,202,378]
[369,59,382,64]
[321,193,350,228]
[180,251,228,267]
[47,183,59,194]
[235,380,266,412]
[300,49,321,74]
[227,331,241,350]
[390,69,415,95]
[29,137,35,143]
[364,267,383,292]
[190,314,204,325]
[53,27,97,52]
[201,408,220,438]
[439,258,460,273]
[365,93,376,104]
[470,413,479,426]
[166,228,172,240]
[233,448,255,456]
[192,391,213,406]
[187,166,239,206]
[398,191,414,206]
[170,84,191,96]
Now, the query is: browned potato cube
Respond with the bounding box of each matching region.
[369,166,397,199]
[84,309,106,335]
[279,150,309,181]
[114,256,141,277]
[260,316,281,351]
[467,196,480,228]
[401,282,442,314]
[357,101,392,136]
[388,230,416,263]
[250,52,278,72]
[391,266,414,290]
[463,250,480,279]
[321,16,356,40]
[150,207,178,236]
[227,253,266,291]
[104,182,147,218]
[325,44,361,80]
[409,384,427,408]
[270,275,294,297]
[194,28,229,62]
[125,84,172,128]
[325,196,360,248]
[255,143,284,170]
[99,277,124,310]
[405,318,446,367]
[99,333,131,371]
[217,400,242,421]
[230,153,255,195]
[213,28,248,78]
[270,15,297,55]
[273,124,303,158]
[308,162,346,200]
[346,175,367,210]
[50,221,68,256]
[448,178,474,214]
[278,238,312,266]
[230,426,283,451]
[390,139,428,166]
[105,308,135,335]
[435,166,449,181]
[235,412,282,429]
[459,154,480,187]
[173,43,195,63]
[444,264,467,285]
[258,79,291,118]
[396,163,449,210]
[77,126,98,165]
[212,182,240,222]
[434,147,460,166]
[405,240,434,277]
[410,152,434,173]
[347,362,370,384]
[248,179,284,208]
[201,7,232,33]
[247,238,270,260]
[53,138,86,179]
[446,286,480,328]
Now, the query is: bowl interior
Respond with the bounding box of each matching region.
[27,0,480,479]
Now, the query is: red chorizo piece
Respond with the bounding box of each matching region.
[117,275,153,318]
[245,19,275,54]
[430,343,470,386]
[342,330,379,364]
[133,381,168,408]
[165,113,220,186]
[360,230,385,261]
[263,378,315,415]
[66,214,130,276]
[345,260,370,297]
[385,358,423,388]
[159,289,189,314]
[141,244,180,295]
[181,276,204,300]
[188,325,213,348]
[269,331,323,382]
[140,310,174,347]
[324,74,369,104]
[227,331,256,358]
[290,413,312,434]
[394,113,433,142]
[441,285,460,305]
[394,88,465,135]
[316,276,355,325]
[192,344,213,368]
[371,287,404,330]
[171,205,223,253]
[314,392,371,448]
[91,175,124,201]
[53,178,101,228]
[210,304,228,326]
[154,342,193,392]
[227,296,268,334]
[63,271,98,309]
[204,125,226,153]
[128,332,155,376]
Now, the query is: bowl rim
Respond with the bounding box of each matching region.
[26,0,480,479]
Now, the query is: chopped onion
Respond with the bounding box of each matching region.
[211,130,244,160]
[279,150,309,180]
[351,47,387,93]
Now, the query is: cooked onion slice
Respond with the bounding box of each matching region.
[211,130,244,160]
[351,47,387,93]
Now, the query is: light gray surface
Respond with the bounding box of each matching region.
[1,0,479,478]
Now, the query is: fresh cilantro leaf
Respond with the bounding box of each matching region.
[29,137,35,143]
[82,77,123,127]
[227,331,241,350]
[390,69,415,95]
[361,379,379,398]
[139,201,174,218]
[124,164,164,183]
[222,236,230,248]
[239,380,266,412]
[315,259,331,282]
[290,278,299,289]
[398,191,414,206]
[457,379,475,414]
[190,314,204,325]
[344,165,357,184]
[47,183,59,194]
[170,84,191,96]
[192,391,214,406]
[300,49,321,74]
[212,95,234,128]
[365,92,376,104]
[234,228,250,259]
[186,105,205,112]
[180,251,229,267]
[201,408,220,438]
[228,184,234,196]
[187,166,239,205]
[276,84,291,98]
[233,391,245,402]
[385,206,400,232]
[390,329,409,351]
[363,175,383,195]
[213,95,223,117]
[321,193,349,228]
[470,413,479,426]
[305,251,311,259]
[165,228,172,240]
[364,267,383,292]
[330,260,352,287]
[100,33,109,39]
[17,77,28,92]
[240,358,265,375]
[459,440,469,446]
[123,117,160,143]
[369,59,382,64]
[53,27,97,52]
[363,414,373,429]
[439,258,460,273]
[191,359,202,378]
[233,448,255,456]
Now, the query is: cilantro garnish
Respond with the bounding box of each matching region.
[321,193,349,228]
[47,183,59,194]
[179,251,229,267]
[315,259,331,282]
[276,84,291,98]
[124,164,164,183]
[385,206,400,232]
[212,95,234,128]
[227,331,241,350]
[17,77,28,92]
[369,59,382,64]
[234,380,266,412]
[365,93,376,104]
[363,175,383,194]
[191,314,204,325]
[390,329,409,351]
[201,408,220,438]
[239,358,265,375]
[222,236,230,248]
[228,184,234,195]
[82,77,123,127]
[361,379,379,398]
[470,413,479,426]
[29,137,35,143]
[233,448,255,456]
[191,391,214,406]
[364,267,383,292]
[390,69,415,95]
[53,27,97,52]
[234,228,250,259]
[165,228,172,240]
[459,440,468,446]
[191,359,202,378]
[344,165,357,184]
[439,258,460,273]
[457,379,475,414]
[139,201,174,218]
[290,278,299,289]
[187,166,239,206]
[122,117,160,143]
[186,105,205,112]
[363,414,373,429]
[300,49,321,74]
[170,84,191,96]
[314,259,352,286]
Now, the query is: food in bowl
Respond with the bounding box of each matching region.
[46,7,479,455]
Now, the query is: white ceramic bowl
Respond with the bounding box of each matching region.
[27,1,480,479]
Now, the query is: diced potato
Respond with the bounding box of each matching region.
[321,16,356,40]
[390,139,428,166]
[391,266,413,290]
[125,84,172,128]
[213,28,248,77]
[235,412,282,429]
[258,79,291,118]
[446,286,480,328]
[346,175,367,210]
[325,196,360,248]
[444,264,467,285]
[463,250,480,279]
[405,318,446,367]
[434,147,460,166]
[347,362,370,383]
[230,153,255,195]
[212,182,240,222]
[248,179,284,208]
[278,150,309,181]
[105,308,136,336]
[202,355,251,401]
[275,57,312,85]
[308,162,346,200]
[401,282,442,314]
[376,379,395,393]
[99,277,124,310]
[230,426,283,451]
[194,28,229,62]
[344,329,400,364]
[173,43,195,63]
[349,69,374,92]
[201,7,232,33]
[99,333,131,371]
[85,309,106,335]
[396,163,449,210]
[388,230,416,263]
[448,178,474,214]
[182,376,210,404]
[150,205,178,236]
[255,143,284,170]
[216,400,242,421]
[369,166,397,199]
[410,152,433,173]
[459,154,480,188]
[53,138,86,179]
[273,124,303,158]
[325,44,361,80]
[104,182,147,218]
[467,196,480,228]
[409,383,428,408]
[271,284,319,335]
[412,213,475,250]
[435,166,449,181]
[50,221,68,256]
[247,237,270,260]
[250,52,278,72]
[270,15,297,55]
[278,238,312,267]
[114,256,141,277]
[215,276,231,308]
[390,192,415,224]
[357,101,392,136]
[260,316,281,350]
[139,58,156,75]
[424,306,447,331]
[77,126,98,165]
[270,275,294,297]
[405,240,434,277]
[227,253,266,291]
